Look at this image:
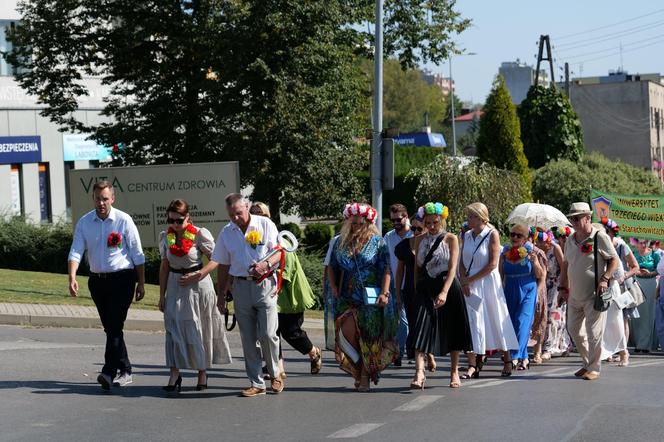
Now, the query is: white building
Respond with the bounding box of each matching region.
[499,60,549,105]
[0,2,110,222]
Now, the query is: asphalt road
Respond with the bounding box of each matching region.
[1,324,664,442]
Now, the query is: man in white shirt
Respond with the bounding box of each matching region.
[383,203,413,365]
[210,193,284,397]
[68,181,145,391]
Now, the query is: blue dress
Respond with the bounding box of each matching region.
[503,254,538,361]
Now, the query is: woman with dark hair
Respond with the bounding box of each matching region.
[631,238,661,352]
[327,203,398,392]
[159,199,232,392]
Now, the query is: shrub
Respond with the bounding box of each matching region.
[279,222,302,240]
[532,151,663,212]
[409,156,531,233]
[297,250,325,310]
[303,223,334,252]
[0,217,71,274]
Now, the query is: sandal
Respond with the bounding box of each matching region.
[460,365,477,380]
[449,371,461,389]
[517,359,530,371]
[501,360,513,377]
[532,352,543,364]
[476,354,487,372]
[541,352,552,361]
[426,353,437,373]
[310,347,322,374]
[618,352,630,367]
[410,369,426,390]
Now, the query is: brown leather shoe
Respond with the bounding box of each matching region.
[574,368,588,377]
[271,378,284,394]
[582,371,600,381]
[241,386,266,397]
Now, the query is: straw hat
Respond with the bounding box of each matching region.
[566,202,593,218]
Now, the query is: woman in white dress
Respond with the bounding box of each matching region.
[159,199,232,392]
[599,219,639,366]
[459,203,518,378]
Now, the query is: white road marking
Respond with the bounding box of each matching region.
[0,341,97,351]
[627,359,664,368]
[327,423,384,439]
[393,395,443,411]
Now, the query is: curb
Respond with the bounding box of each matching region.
[0,313,165,332]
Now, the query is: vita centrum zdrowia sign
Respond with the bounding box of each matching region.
[590,190,664,241]
[69,162,240,248]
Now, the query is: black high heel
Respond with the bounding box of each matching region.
[460,365,477,379]
[163,375,182,392]
[196,373,208,391]
[501,358,513,377]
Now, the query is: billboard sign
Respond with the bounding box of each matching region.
[62,133,113,162]
[69,162,240,247]
[0,136,41,164]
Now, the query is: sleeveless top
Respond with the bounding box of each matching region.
[417,233,450,278]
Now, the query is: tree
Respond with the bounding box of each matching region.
[518,85,584,169]
[6,0,469,217]
[409,156,531,233]
[532,151,663,212]
[476,75,531,187]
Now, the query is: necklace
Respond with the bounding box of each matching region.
[166,224,198,257]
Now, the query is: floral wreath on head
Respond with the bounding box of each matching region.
[551,226,573,239]
[343,202,377,224]
[532,227,554,243]
[600,217,619,235]
[502,241,533,264]
[417,202,449,220]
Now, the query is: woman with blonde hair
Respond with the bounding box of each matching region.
[500,223,544,370]
[459,203,518,378]
[409,202,473,389]
[327,203,398,391]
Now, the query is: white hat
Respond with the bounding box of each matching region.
[566,202,593,218]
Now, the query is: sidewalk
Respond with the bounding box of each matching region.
[0,303,324,332]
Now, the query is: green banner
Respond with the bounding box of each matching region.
[590,190,664,241]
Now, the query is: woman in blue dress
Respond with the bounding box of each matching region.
[500,224,545,370]
[631,239,661,352]
[327,203,399,392]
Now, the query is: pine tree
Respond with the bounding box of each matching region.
[518,85,584,169]
[476,75,531,187]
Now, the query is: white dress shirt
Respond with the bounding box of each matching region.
[211,214,278,277]
[68,207,145,273]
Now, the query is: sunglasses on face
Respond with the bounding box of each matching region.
[167,217,186,225]
[412,226,424,232]
[509,232,524,238]
[390,218,405,223]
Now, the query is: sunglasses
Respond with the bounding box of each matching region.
[509,232,524,238]
[390,218,405,223]
[412,226,424,232]
[167,217,186,225]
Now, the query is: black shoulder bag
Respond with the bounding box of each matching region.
[593,232,612,312]
[464,229,492,277]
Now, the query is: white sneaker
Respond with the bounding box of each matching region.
[113,373,133,387]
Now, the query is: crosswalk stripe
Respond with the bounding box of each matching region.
[327,423,384,439]
[393,395,443,411]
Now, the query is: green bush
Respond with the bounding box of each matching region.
[409,156,531,233]
[279,222,302,240]
[303,223,334,252]
[297,250,325,310]
[532,151,663,212]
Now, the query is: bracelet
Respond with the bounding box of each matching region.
[600,276,610,282]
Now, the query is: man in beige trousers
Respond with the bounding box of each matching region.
[559,202,618,381]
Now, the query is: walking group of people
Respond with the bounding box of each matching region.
[68,181,664,395]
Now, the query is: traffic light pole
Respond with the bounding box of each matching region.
[371,0,384,233]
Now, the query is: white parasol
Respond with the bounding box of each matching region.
[506,203,570,231]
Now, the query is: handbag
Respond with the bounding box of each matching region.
[617,243,645,308]
[593,232,612,312]
[352,244,381,306]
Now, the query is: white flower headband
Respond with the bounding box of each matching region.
[343,203,377,224]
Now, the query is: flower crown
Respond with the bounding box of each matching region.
[552,226,572,238]
[532,228,554,242]
[417,202,449,220]
[343,203,377,223]
[600,217,619,234]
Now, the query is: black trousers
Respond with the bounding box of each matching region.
[277,312,314,358]
[88,270,136,377]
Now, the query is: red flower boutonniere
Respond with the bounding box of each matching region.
[107,232,122,249]
[580,241,593,255]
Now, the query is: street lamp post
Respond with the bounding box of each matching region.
[448,52,476,156]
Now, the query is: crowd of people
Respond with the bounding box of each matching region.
[68,181,664,395]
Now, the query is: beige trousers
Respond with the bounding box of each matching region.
[567,294,607,372]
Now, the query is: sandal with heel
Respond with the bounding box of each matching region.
[501,359,513,377]
[426,353,437,373]
[410,368,426,390]
[449,371,461,389]
[460,365,477,380]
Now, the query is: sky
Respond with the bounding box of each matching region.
[433,0,664,104]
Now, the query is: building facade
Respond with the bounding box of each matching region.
[420,69,454,97]
[569,76,664,183]
[499,60,549,105]
[0,4,110,223]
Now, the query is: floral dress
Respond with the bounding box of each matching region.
[542,246,571,356]
[329,235,399,384]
